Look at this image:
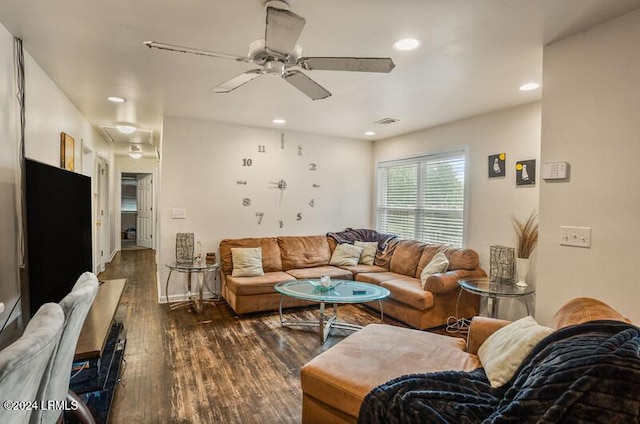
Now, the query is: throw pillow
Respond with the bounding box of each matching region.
[329,243,364,267]
[354,241,378,265]
[420,251,449,289]
[478,316,554,388]
[231,247,264,277]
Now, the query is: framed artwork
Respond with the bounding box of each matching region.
[488,153,506,178]
[516,159,536,186]
[60,132,75,171]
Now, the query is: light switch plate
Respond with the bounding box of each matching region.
[560,226,591,248]
[171,208,187,219]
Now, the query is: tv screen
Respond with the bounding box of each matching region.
[24,158,92,318]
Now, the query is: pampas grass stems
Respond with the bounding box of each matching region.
[513,212,538,259]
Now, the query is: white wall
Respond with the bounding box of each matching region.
[537,9,640,324]
[374,103,541,319]
[0,24,21,345]
[158,117,373,301]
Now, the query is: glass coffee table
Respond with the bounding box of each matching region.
[458,277,535,318]
[275,280,390,344]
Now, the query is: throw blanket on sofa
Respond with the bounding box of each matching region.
[358,320,640,424]
[326,228,398,268]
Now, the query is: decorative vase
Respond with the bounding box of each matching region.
[515,258,530,287]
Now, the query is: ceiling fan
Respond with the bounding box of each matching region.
[143,0,395,100]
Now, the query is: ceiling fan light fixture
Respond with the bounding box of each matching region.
[107,96,126,103]
[393,38,420,51]
[114,122,139,134]
[519,82,540,91]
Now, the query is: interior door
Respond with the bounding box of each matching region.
[136,174,153,248]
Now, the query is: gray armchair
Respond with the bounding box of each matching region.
[0,303,65,424]
[32,272,99,424]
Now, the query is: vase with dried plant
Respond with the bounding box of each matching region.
[512,212,538,287]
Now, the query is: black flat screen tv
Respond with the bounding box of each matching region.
[24,158,92,319]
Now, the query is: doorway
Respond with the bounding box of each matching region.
[121,173,153,250]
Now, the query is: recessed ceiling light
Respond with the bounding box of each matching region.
[272,118,286,124]
[129,152,142,159]
[393,38,420,51]
[364,131,376,136]
[519,82,540,91]
[107,96,126,103]
[114,122,139,134]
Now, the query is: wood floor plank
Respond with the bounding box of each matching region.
[98,249,421,423]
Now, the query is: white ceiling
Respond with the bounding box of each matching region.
[1,0,639,155]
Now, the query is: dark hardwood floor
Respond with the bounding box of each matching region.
[97,249,408,423]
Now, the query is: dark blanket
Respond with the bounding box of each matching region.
[359,320,640,424]
[326,228,397,250]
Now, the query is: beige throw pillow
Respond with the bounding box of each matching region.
[329,243,364,267]
[478,316,554,388]
[231,247,264,277]
[354,241,378,265]
[420,252,449,289]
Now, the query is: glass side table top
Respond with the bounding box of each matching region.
[458,277,535,297]
[275,280,390,303]
[166,260,220,272]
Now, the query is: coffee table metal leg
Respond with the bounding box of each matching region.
[377,299,384,322]
[319,301,325,343]
[279,295,285,325]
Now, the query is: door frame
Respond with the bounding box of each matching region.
[117,170,157,252]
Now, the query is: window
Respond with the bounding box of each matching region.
[376,149,467,247]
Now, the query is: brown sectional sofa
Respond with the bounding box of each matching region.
[219,232,486,329]
[301,297,632,423]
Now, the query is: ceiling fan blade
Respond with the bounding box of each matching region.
[212,70,264,93]
[299,57,396,73]
[265,6,306,55]
[143,41,254,63]
[284,70,331,100]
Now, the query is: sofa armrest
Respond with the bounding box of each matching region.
[466,316,511,355]
[424,268,487,295]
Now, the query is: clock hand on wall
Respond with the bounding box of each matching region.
[268,179,287,206]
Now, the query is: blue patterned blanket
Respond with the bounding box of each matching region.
[358,320,640,423]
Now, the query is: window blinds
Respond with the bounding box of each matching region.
[376,150,466,247]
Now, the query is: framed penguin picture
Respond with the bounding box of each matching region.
[488,153,506,178]
[516,159,536,186]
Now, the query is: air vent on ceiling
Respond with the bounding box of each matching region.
[374,118,400,125]
[100,126,153,145]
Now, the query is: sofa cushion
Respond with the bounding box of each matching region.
[231,247,264,277]
[389,240,426,276]
[285,266,353,280]
[416,245,480,277]
[301,324,481,419]
[419,251,449,289]
[225,271,296,296]
[379,278,434,311]
[550,297,631,330]
[478,316,554,388]
[329,243,363,267]
[354,241,378,265]
[356,271,409,285]
[337,264,387,277]
[220,237,282,275]
[279,236,331,270]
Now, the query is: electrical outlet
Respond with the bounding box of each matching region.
[560,226,591,248]
[171,208,187,219]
